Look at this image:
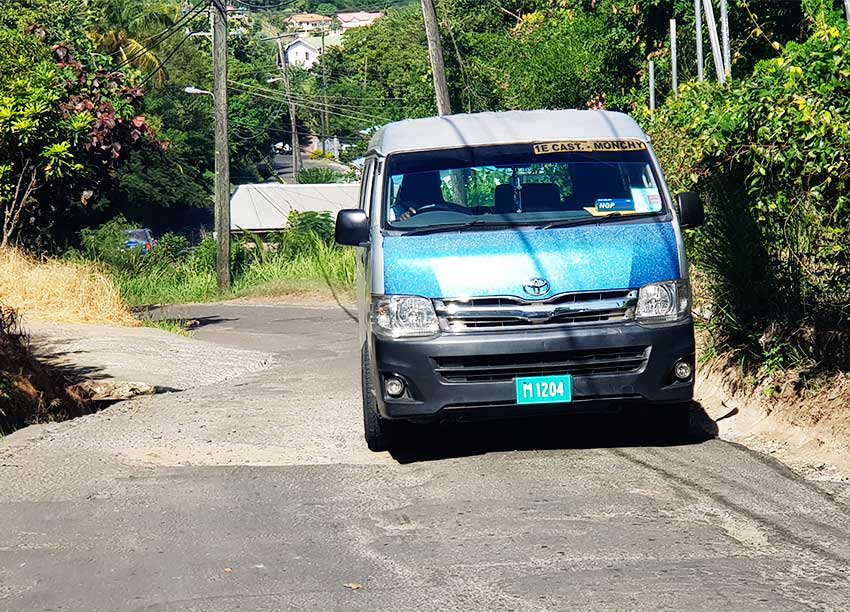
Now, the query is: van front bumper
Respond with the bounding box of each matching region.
[369,320,695,421]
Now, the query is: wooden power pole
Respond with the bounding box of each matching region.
[421,0,451,116]
[212,0,231,293]
[278,39,302,181]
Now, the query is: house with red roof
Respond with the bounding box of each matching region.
[336,11,383,31]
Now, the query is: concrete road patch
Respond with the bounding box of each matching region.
[27,322,272,391]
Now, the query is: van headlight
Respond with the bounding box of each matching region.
[371,295,439,338]
[635,280,690,322]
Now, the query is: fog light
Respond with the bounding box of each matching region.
[674,361,693,380]
[385,376,405,398]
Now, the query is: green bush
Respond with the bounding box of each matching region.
[648,9,850,371]
[296,168,343,184]
[188,236,217,273]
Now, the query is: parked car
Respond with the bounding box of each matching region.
[123,229,156,254]
[335,109,705,451]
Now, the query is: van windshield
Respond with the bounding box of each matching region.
[383,143,665,231]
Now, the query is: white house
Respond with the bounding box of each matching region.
[336,11,383,31]
[285,39,321,70]
[284,12,333,32]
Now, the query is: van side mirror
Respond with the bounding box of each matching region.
[676,192,704,229]
[335,209,370,246]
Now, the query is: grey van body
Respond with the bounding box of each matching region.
[337,110,703,450]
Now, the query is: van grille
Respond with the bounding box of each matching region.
[433,346,650,383]
[434,290,637,333]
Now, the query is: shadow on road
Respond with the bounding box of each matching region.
[28,341,109,384]
[389,401,718,464]
[134,306,239,331]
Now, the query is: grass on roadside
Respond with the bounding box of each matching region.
[0,246,138,326]
[141,318,191,336]
[115,240,356,307]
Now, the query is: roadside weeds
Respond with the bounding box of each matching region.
[0,247,137,326]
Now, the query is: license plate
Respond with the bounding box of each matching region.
[515,375,573,405]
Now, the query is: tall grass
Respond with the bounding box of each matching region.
[73,211,355,307]
[114,238,356,306]
[0,246,138,325]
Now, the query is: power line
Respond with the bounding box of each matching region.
[230,0,298,9]
[104,0,209,60]
[230,80,393,121]
[113,0,211,71]
[229,80,391,124]
[137,28,198,86]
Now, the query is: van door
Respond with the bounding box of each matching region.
[357,158,376,342]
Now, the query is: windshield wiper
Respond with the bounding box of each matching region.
[536,212,656,231]
[402,220,518,236]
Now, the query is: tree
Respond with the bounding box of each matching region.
[88,0,183,86]
[0,26,163,248]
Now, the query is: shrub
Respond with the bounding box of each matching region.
[297,168,343,184]
[188,236,217,273]
[271,211,335,258]
[648,10,850,371]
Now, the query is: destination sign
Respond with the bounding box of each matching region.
[532,140,647,155]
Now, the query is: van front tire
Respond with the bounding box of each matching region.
[361,345,396,452]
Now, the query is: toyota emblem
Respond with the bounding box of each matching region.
[523,277,551,297]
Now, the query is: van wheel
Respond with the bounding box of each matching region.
[361,345,396,452]
[645,402,691,443]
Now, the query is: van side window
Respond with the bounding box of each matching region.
[359,159,375,212]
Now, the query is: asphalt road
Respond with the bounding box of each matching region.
[2,303,850,611]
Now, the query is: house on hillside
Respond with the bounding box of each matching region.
[284,13,333,32]
[336,11,383,31]
[230,183,359,234]
[283,39,321,69]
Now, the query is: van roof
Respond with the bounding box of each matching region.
[368,109,649,156]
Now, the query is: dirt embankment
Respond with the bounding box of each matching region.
[696,342,850,481]
[0,247,137,432]
[0,307,90,432]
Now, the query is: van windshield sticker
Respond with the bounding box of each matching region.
[630,187,663,212]
[595,198,635,212]
[532,140,647,155]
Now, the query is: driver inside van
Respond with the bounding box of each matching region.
[390,171,446,221]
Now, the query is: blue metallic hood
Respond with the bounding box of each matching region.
[382,221,681,299]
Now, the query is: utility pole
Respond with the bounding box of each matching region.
[321,25,329,156]
[695,0,704,81]
[720,0,731,78]
[649,60,656,111]
[670,19,678,97]
[421,0,451,115]
[278,39,301,181]
[845,0,850,25]
[702,0,726,83]
[212,0,230,293]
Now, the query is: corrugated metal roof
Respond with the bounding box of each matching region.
[368,110,648,157]
[230,183,359,232]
